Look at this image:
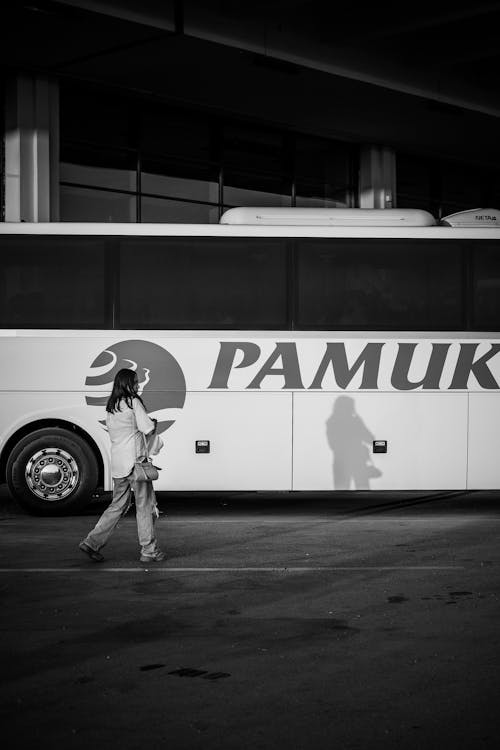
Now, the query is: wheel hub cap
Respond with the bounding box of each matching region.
[25,448,79,501]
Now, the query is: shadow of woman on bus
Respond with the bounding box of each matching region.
[326,395,382,490]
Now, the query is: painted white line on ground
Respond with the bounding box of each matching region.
[0,566,465,573]
[137,518,500,523]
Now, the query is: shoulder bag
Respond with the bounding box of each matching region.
[133,431,161,483]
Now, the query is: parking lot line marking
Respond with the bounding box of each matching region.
[0,565,465,572]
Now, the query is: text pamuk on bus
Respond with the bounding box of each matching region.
[207,342,500,390]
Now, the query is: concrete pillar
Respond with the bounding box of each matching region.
[359,145,396,208]
[3,74,59,222]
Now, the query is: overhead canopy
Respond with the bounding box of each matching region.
[3,1,500,167]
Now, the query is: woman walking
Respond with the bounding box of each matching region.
[79,368,165,563]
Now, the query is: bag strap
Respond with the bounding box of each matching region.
[141,419,156,461]
[142,431,149,461]
[135,407,155,462]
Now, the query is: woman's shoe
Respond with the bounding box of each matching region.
[79,541,104,562]
[140,550,165,562]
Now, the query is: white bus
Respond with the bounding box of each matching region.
[1,206,499,514]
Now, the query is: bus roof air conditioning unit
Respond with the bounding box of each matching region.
[439,208,500,227]
[220,207,436,226]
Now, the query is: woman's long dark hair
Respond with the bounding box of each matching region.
[106,368,145,413]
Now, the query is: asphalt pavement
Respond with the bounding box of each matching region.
[1,486,499,750]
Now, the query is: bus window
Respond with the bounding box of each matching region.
[0,237,109,328]
[471,241,500,330]
[295,239,463,330]
[118,237,288,329]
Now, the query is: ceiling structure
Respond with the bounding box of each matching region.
[3,1,500,165]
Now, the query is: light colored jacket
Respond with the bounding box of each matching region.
[106,397,156,478]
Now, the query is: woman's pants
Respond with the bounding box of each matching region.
[83,473,159,555]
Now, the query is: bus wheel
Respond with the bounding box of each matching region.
[6,428,99,516]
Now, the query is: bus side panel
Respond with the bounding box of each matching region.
[157,391,292,491]
[292,392,467,491]
[467,394,500,489]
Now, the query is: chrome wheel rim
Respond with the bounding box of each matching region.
[25,448,79,501]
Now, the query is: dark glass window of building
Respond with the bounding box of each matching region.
[397,153,493,220]
[60,145,137,222]
[295,135,353,208]
[59,84,356,223]
[223,170,292,209]
[60,87,135,150]
[396,154,435,215]
[141,105,213,163]
[439,163,486,218]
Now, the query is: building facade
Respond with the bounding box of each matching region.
[2,2,500,223]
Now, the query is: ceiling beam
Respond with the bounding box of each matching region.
[350,2,500,44]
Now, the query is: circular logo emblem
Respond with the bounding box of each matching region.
[85,340,186,434]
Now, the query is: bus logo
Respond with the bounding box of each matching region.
[85,340,186,433]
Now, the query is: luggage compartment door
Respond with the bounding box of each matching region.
[468,393,500,489]
[293,392,467,491]
[159,391,292,491]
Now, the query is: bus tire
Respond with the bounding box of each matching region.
[6,427,99,516]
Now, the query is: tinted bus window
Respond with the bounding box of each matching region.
[471,241,500,330]
[0,237,109,328]
[296,239,463,330]
[119,238,288,329]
